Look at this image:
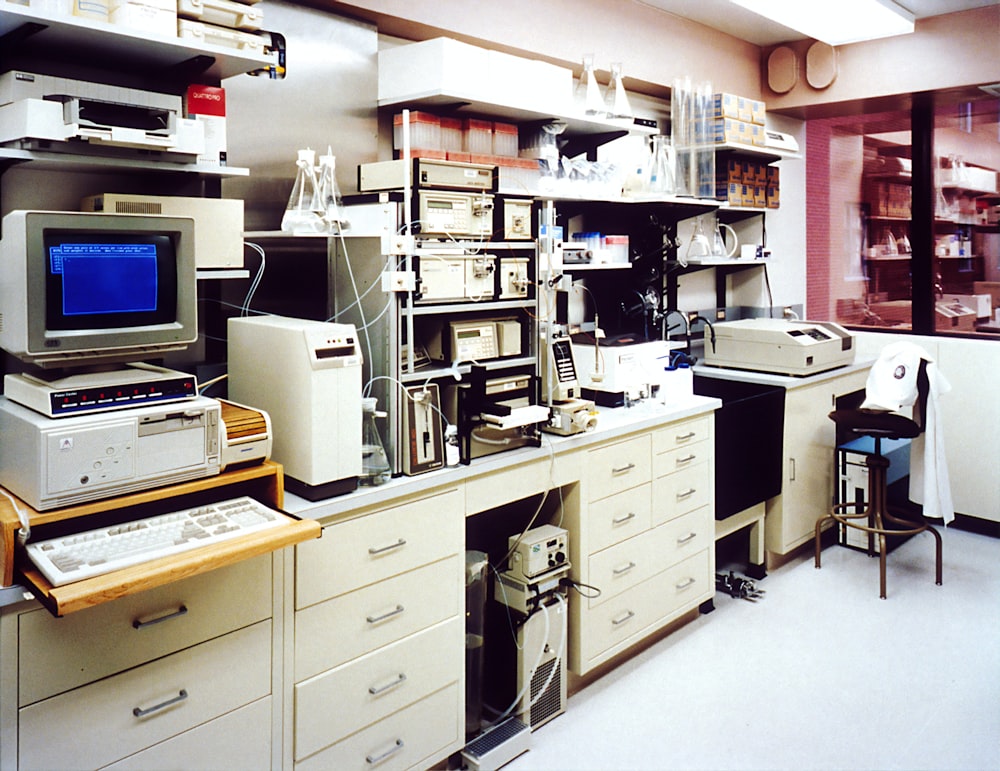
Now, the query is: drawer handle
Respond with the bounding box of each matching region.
[366,739,404,765]
[675,577,697,591]
[612,609,636,626]
[613,561,637,576]
[611,462,636,474]
[369,673,407,696]
[133,689,188,718]
[677,532,698,545]
[676,488,697,500]
[366,604,405,624]
[676,431,697,442]
[612,511,636,526]
[369,538,406,556]
[132,604,188,630]
[676,453,697,465]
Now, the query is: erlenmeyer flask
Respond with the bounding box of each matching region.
[576,54,606,117]
[647,135,675,195]
[686,217,712,261]
[711,220,738,258]
[605,61,633,120]
[886,229,898,256]
[316,148,346,233]
[360,397,391,486]
[281,148,324,233]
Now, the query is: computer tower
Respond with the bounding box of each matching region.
[516,596,567,730]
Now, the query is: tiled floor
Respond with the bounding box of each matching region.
[502,525,1000,771]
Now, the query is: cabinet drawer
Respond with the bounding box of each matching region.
[587,532,652,606]
[19,620,272,771]
[586,482,651,554]
[653,438,709,478]
[295,487,462,609]
[295,555,460,679]
[102,698,272,771]
[587,434,651,503]
[295,682,461,771]
[580,550,710,668]
[660,506,712,565]
[295,617,462,762]
[652,416,710,455]
[651,461,711,526]
[18,554,271,706]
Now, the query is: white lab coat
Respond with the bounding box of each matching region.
[861,341,954,524]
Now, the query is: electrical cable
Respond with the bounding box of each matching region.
[763,262,775,317]
[241,242,267,316]
[197,373,228,395]
[1,488,30,546]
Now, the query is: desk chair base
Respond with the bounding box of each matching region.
[815,453,942,599]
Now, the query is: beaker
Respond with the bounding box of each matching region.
[605,61,633,120]
[281,148,324,233]
[360,397,391,486]
[316,148,346,233]
[647,135,675,195]
[576,54,606,117]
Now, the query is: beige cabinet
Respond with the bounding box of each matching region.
[1,555,277,771]
[291,486,465,770]
[567,417,715,675]
[765,368,869,556]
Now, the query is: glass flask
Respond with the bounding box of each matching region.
[711,218,738,258]
[605,61,633,120]
[281,148,324,233]
[316,148,346,233]
[685,216,712,262]
[576,54,606,117]
[360,397,391,486]
[647,134,675,195]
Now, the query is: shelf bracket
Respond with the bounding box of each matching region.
[0,21,47,71]
[248,31,287,80]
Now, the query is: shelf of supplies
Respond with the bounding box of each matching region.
[563,262,631,271]
[399,356,536,384]
[0,147,249,176]
[0,2,272,81]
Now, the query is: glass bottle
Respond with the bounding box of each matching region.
[281,148,324,233]
[576,54,606,117]
[360,397,391,486]
[605,61,633,120]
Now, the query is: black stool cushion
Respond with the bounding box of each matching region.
[828,408,922,441]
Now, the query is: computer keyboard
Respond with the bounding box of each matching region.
[25,496,286,587]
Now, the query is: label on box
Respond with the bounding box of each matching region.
[186,85,226,165]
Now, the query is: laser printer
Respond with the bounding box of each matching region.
[702,318,855,376]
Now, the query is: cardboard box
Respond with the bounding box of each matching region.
[73,0,108,21]
[185,84,226,166]
[753,185,767,208]
[766,185,780,209]
[724,158,742,183]
[750,99,766,126]
[717,182,743,206]
[712,92,741,121]
[740,184,755,207]
[110,0,175,36]
[710,118,751,145]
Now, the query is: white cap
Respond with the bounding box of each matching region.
[860,341,928,412]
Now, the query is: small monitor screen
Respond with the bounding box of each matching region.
[44,232,178,331]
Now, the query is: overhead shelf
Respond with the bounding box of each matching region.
[0,147,249,176]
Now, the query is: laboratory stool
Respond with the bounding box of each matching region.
[814,363,942,599]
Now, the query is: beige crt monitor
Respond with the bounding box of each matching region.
[82,193,244,269]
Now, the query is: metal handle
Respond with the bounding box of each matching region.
[612,609,636,626]
[675,577,697,591]
[676,453,697,465]
[676,431,697,442]
[133,689,188,718]
[676,488,697,500]
[133,605,188,630]
[369,673,407,696]
[612,561,637,576]
[789,458,796,482]
[369,538,406,556]
[677,532,698,545]
[612,511,636,525]
[366,604,405,624]
[366,739,404,765]
[611,462,636,474]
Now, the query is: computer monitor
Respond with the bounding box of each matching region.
[0,210,198,370]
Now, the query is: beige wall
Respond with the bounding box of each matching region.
[322,0,763,98]
[764,7,1000,116]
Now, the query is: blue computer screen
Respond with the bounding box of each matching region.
[49,243,159,316]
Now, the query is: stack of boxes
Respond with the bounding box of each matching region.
[709,92,766,147]
[717,158,780,209]
[393,111,538,192]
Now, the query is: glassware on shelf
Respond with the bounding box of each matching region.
[360,397,391,486]
[576,54,607,117]
[281,148,324,234]
[316,147,346,233]
[605,61,633,120]
[647,134,676,195]
[711,218,738,258]
[685,216,712,263]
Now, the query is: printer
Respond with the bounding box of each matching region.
[702,318,855,376]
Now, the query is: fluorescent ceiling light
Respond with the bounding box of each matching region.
[729,0,915,46]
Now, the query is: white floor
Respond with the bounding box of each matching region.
[504,525,1000,771]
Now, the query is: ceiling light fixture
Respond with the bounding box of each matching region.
[728,0,915,46]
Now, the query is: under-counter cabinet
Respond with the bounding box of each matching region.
[0,554,279,771]
[291,485,465,770]
[566,416,715,675]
